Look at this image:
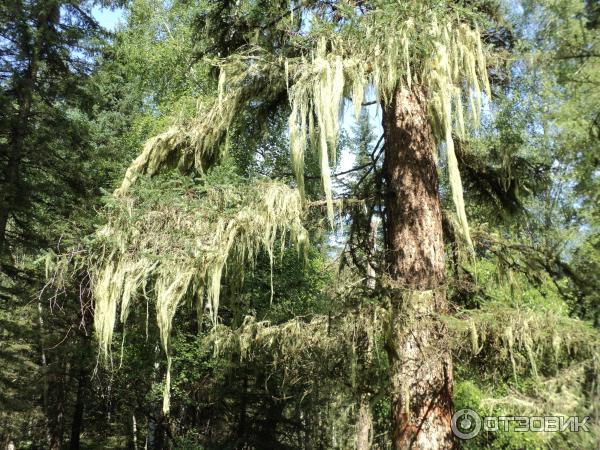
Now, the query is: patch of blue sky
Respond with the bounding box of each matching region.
[92,5,125,32]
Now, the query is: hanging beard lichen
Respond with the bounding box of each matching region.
[81,0,494,416]
[91,175,308,412]
[283,10,490,240]
[287,37,344,225]
[115,47,284,197]
[424,21,491,249]
[115,5,491,238]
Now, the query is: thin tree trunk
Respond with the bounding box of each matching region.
[357,215,377,450]
[356,394,372,450]
[69,366,86,450]
[382,86,455,449]
[236,374,248,449]
[366,217,379,290]
[48,403,65,449]
[49,361,68,450]
[37,296,56,449]
[132,414,138,450]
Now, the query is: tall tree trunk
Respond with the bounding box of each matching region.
[49,361,68,450]
[69,366,86,450]
[236,374,248,449]
[382,86,455,449]
[356,394,373,450]
[132,414,139,450]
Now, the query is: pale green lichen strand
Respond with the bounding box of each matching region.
[92,180,308,412]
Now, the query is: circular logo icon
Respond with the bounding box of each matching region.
[451,409,481,440]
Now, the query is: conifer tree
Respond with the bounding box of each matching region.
[89,1,495,447]
[30,1,600,448]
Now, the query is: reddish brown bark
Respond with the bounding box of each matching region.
[382,86,455,449]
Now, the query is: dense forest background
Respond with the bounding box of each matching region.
[0,0,599,449]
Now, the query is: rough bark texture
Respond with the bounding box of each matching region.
[383,87,445,290]
[382,86,455,450]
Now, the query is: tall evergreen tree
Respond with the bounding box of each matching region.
[7,0,597,448]
[79,1,496,447]
[0,1,122,447]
